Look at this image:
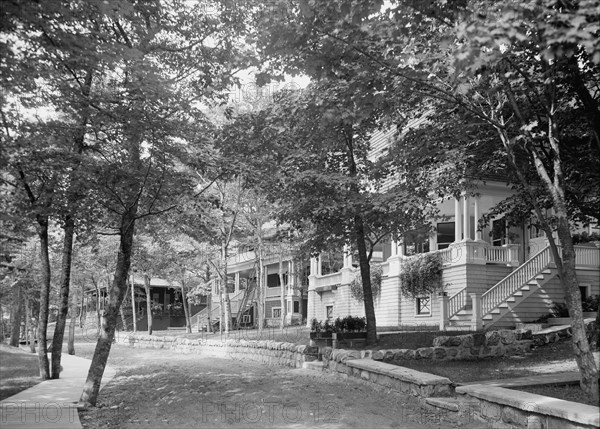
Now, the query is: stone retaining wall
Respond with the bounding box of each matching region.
[321,330,533,367]
[116,334,319,368]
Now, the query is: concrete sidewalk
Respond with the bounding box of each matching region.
[0,354,116,429]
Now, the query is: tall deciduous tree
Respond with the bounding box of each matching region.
[248,0,599,399]
[222,81,434,344]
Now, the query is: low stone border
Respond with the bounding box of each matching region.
[321,348,452,398]
[455,384,599,429]
[116,334,319,368]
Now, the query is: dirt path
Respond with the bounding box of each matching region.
[78,345,486,429]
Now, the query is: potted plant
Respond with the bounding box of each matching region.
[332,316,368,345]
[309,316,367,348]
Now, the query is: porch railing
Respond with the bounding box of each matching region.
[314,271,343,288]
[485,246,513,263]
[572,245,600,267]
[481,245,551,315]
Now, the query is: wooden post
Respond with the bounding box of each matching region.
[454,197,462,242]
[470,293,483,331]
[439,293,449,331]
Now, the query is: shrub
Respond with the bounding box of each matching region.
[549,296,599,317]
[583,295,599,312]
[310,316,366,333]
[399,253,443,299]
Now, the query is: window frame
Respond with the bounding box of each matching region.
[415,295,432,317]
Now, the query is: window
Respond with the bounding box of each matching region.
[436,222,455,250]
[404,227,430,255]
[580,285,590,301]
[416,296,431,315]
[492,218,506,247]
[267,273,280,288]
[293,301,300,313]
[272,307,281,318]
[326,305,334,320]
[226,276,235,293]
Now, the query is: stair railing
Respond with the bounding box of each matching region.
[448,288,467,318]
[481,245,551,315]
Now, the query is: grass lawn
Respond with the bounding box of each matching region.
[0,343,42,401]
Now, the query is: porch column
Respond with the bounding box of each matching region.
[343,244,352,268]
[309,257,318,276]
[390,239,398,257]
[470,293,483,331]
[234,272,240,293]
[454,197,463,241]
[317,254,322,276]
[438,293,449,331]
[463,195,470,241]
[288,260,295,294]
[474,197,483,241]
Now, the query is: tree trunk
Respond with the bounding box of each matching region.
[93,278,101,330]
[79,291,86,328]
[497,120,599,402]
[180,280,191,334]
[555,216,599,402]
[130,275,137,332]
[218,279,224,334]
[26,299,36,353]
[51,218,75,379]
[9,281,22,348]
[354,214,377,345]
[256,242,265,335]
[68,297,77,355]
[144,275,153,335]
[344,124,377,345]
[279,251,286,330]
[221,243,232,333]
[37,215,51,379]
[207,291,214,333]
[79,204,137,407]
[120,282,129,331]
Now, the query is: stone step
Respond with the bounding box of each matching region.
[424,397,460,412]
[302,360,324,371]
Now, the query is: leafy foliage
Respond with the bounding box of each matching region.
[310,315,366,333]
[399,253,443,299]
[349,264,382,302]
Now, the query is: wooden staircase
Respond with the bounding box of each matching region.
[447,245,557,330]
[233,282,256,329]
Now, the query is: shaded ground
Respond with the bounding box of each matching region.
[0,343,42,401]
[77,345,487,429]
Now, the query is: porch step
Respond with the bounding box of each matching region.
[443,325,472,332]
[481,268,558,324]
